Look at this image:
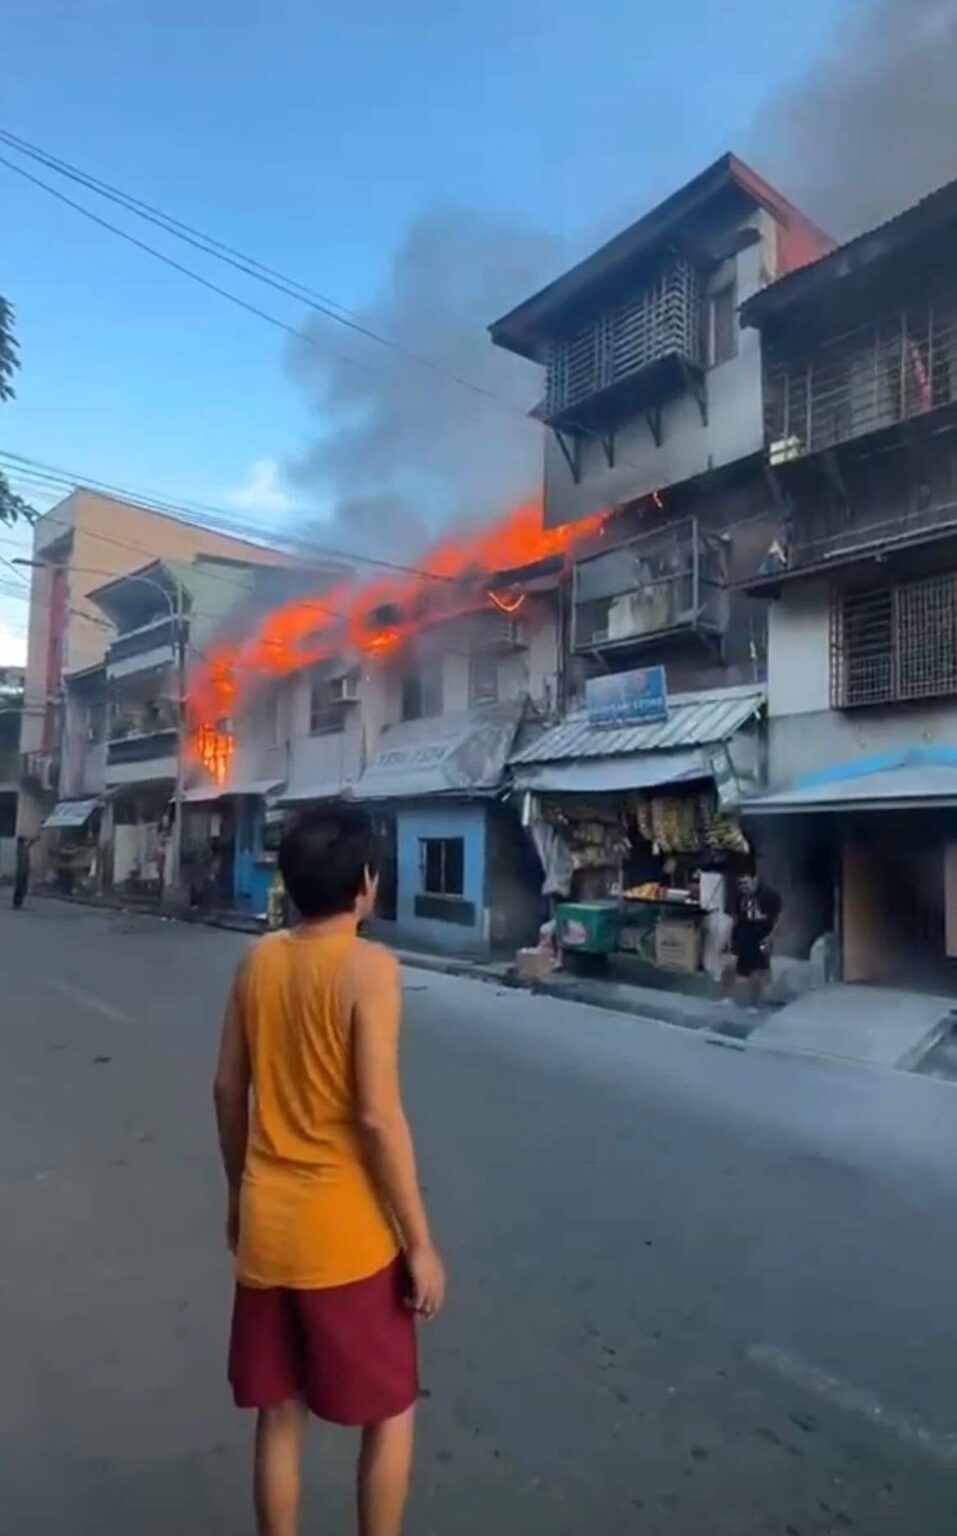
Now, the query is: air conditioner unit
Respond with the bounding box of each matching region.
[329,673,360,704]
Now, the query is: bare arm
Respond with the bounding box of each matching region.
[213,962,251,1250]
[352,946,445,1316]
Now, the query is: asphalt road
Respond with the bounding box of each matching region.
[2,898,957,1534]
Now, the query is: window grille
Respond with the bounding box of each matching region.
[831,572,957,707]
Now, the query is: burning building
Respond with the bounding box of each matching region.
[184,498,608,939]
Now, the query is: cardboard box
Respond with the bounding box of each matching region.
[655,917,700,973]
[516,947,559,981]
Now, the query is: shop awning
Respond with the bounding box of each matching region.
[182,779,283,803]
[511,749,707,795]
[42,798,100,830]
[509,684,764,766]
[276,782,354,805]
[353,701,525,801]
[744,749,957,814]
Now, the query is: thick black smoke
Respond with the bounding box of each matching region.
[756,0,957,239]
[286,207,560,556]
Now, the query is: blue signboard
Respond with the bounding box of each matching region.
[586,665,668,728]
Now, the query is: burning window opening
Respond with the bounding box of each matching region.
[186,498,612,780]
[196,722,234,786]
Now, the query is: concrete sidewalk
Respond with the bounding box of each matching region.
[749,984,957,1070]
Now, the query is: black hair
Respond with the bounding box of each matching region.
[279,803,379,920]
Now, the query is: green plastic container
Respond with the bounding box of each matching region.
[555,901,620,954]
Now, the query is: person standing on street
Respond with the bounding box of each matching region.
[11,833,33,909]
[727,868,782,1011]
[214,805,445,1536]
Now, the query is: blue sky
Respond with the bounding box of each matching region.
[0,0,847,660]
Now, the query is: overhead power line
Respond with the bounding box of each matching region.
[0,126,520,414]
[0,447,457,586]
[0,125,672,484]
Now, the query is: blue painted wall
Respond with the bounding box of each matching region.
[234,798,273,917]
[394,803,487,955]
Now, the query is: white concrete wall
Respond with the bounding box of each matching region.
[105,755,178,787]
[285,670,365,797]
[767,580,831,718]
[61,693,107,799]
[240,597,561,797]
[765,576,957,787]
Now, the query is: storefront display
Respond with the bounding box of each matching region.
[530,781,751,978]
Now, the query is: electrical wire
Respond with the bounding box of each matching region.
[0,134,854,648]
[0,126,684,486]
[0,446,459,585]
[0,126,522,414]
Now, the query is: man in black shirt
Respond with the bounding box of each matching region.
[730,873,782,1011]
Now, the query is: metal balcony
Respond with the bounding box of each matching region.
[572,517,728,656]
[764,289,957,463]
[108,696,179,743]
[544,255,705,430]
[105,615,181,681]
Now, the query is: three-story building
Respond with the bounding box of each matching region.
[488,157,831,953]
[741,176,957,985]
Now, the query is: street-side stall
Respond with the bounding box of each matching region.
[523,780,751,975]
[40,797,103,894]
[180,779,284,914]
[509,672,764,982]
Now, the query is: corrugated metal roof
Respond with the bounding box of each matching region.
[511,749,707,795]
[42,798,100,830]
[509,685,764,765]
[278,781,355,805]
[742,175,957,329]
[744,763,957,814]
[183,778,282,803]
[353,701,525,801]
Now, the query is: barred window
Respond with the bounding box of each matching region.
[831,573,957,707]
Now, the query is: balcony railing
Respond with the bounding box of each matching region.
[765,289,957,462]
[572,517,728,655]
[545,255,704,426]
[105,621,182,684]
[748,498,957,589]
[107,729,178,768]
[108,614,179,663]
[109,697,179,742]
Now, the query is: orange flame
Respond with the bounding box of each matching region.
[188,497,609,773]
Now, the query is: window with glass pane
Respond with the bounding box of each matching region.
[420,837,465,897]
[401,661,443,721]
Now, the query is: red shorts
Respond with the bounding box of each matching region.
[228,1257,418,1426]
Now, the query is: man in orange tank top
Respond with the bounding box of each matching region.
[214,806,446,1536]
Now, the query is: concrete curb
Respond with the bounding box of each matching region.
[29,888,264,935]
[36,895,947,1074]
[395,947,758,1038]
